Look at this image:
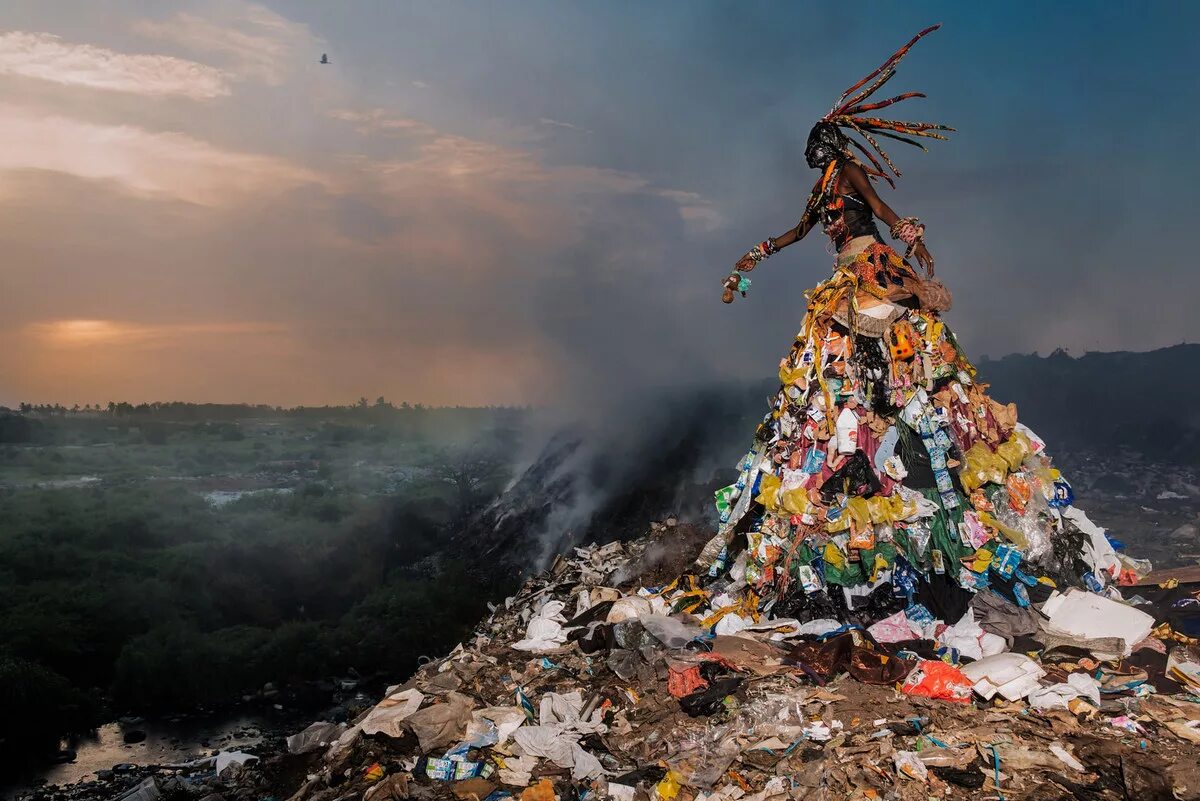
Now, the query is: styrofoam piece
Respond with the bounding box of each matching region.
[1041,588,1154,657]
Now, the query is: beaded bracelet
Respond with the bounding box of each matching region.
[888,217,924,246]
[743,237,779,265]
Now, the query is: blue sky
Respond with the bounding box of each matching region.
[0,1,1196,406]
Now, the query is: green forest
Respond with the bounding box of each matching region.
[0,403,525,760]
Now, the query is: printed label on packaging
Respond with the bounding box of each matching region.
[797,564,823,594]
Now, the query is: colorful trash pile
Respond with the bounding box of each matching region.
[262,520,1200,801]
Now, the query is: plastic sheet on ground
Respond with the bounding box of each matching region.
[404,691,476,753]
[512,600,570,652]
[1026,672,1101,710]
[359,688,425,739]
[638,613,705,649]
[465,706,526,747]
[510,691,605,781]
[287,721,349,754]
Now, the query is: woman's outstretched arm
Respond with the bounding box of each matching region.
[842,161,935,275]
[732,212,817,273]
[723,203,820,302]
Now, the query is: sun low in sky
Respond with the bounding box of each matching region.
[1,1,1197,408]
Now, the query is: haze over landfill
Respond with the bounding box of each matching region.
[1,1,1199,409]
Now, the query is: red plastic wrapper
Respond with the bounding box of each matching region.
[668,664,707,698]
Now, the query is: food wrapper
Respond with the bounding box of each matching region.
[960,442,1008,492]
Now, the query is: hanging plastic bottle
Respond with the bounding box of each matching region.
[836,406,859,454]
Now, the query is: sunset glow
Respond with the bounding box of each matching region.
[27,320,287,348]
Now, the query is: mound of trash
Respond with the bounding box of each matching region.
[49,518,1200,801]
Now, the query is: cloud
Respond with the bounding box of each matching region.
[0,102,328,205]
[328,108,438,138]
[656,189,725,232]
[133,1,319,85]
[0,30,231,99]
[539,117,591,134]
[330,107,721,236]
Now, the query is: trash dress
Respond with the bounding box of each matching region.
[702,183,1143,627]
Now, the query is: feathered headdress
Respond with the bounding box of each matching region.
[819,24,953,187]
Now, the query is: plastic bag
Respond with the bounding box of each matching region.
[900,659,973,703]
[960,442,1007,492]
[607,596,654,623]
[848,526,876,550]
[894,751,929,781]
[828,496,871,536]
[779,486,816,517]
[1005,473,1032,514]
[638,614,704,650]
[995,432,1031,472]
[755,472,782,511]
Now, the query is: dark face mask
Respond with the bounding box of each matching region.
[805,124,844,169]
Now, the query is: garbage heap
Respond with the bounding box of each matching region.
[261,519,1200,801]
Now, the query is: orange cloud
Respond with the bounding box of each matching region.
[327,108,438,138]
[0,102,328,205]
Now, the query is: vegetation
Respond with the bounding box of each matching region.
[0,403,525,757]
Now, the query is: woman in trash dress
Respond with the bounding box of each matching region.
[706,25,1106,626]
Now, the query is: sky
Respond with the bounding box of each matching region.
[1,1,1197,408]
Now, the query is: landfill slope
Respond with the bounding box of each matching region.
[77,517,1197,801]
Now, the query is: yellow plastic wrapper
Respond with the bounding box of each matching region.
[1031,463,1060,488]
[995,431,1031,472]
[867,493,914,525]
[927,319,945,343]
[827,496,871,535]
[845,496,871,533]
[823,541,848,571]
[979,511,1029,551]
[654,771,682,801]
[780,487,815,517]
[960,442,1008,492]
[779,364,809,387]
[755,472,782,511]
[969,548,994,573]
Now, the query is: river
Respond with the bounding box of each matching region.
[2,713,293,800]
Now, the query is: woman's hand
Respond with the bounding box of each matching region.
[913,242,935,277]
[734,254,757,273]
